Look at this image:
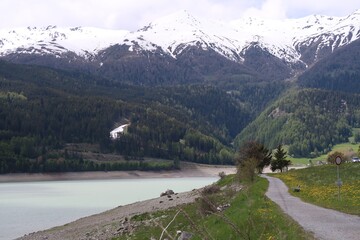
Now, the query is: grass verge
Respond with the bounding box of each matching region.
[287,141,360,165]
[273,163,360,216]
[113,175,314,240]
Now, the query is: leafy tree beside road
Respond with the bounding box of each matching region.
[236,141,272,181]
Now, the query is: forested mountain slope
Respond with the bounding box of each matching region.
[0,61,250,173]
[235,37,360,158]
[2,11,360,171]
[235,88,360,157]
[298,39,360,93]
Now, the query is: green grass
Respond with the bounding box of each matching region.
[273,163,360,215]
[286,142,360,165]
[331,142,359,153]
[113,175,314,240]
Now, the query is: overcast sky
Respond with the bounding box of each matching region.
[2,0,360,30]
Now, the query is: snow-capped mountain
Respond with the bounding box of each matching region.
[0,26,128,59]
[1,9,360,83]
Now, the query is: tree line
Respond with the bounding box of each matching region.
[235,141,291,182]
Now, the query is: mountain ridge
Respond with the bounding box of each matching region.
[1,9,360,79]
[1,10,360,169]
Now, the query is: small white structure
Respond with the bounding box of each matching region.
[110,124,129,140]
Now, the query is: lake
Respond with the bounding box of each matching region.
[0,177,217,240]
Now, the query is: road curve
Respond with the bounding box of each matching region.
[262,175,360,240]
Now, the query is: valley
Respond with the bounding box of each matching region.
[1,10,360,173]
[1,5,360,240]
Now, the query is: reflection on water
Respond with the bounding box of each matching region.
[0,177,216,240]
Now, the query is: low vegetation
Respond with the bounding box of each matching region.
[274,163,360,215]
[113,175,314,240]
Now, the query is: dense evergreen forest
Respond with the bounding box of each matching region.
[0,61,254,173]
[235,88,360,157]
[235,39,360,158]
[1,36,360,174]
[298,39,360,94]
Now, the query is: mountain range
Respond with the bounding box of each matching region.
[1,9,360,173]
[1,9,360,84]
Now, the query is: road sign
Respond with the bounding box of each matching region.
[335,156,342,201]
[335,156,342,165]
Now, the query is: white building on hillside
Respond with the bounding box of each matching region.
[110,124,129,140]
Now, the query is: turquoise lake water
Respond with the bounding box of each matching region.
[0,177,217,240]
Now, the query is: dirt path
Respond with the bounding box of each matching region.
[263,175,360,240]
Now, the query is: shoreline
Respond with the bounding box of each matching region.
[18,187,206,240]
[0,162,236,183]
[0,163,307,183]
[14,163,237,240]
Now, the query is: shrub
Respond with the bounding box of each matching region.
[201,184,220,195]
[218,171,226,179]
[197,195,217,215]
[237,157,258,182]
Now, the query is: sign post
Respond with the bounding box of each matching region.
[335,156,342,201]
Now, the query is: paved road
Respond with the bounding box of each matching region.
[262,175,360,240]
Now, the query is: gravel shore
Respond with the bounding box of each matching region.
[0,162,236,183]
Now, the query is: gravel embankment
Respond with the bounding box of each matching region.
[263,175,360,240]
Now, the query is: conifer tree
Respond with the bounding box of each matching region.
[271,144,291,172]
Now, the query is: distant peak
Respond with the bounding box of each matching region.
[152,10,200,26]
[341,8,360,22]
[167,10,195,19]
[350,8,360,15]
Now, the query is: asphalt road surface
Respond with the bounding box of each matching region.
[263,175,360,240]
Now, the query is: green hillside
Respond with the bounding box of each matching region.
[235,88,360,157]
[0,61,252,173]
[2,39,360,173]
[298,39,360,93]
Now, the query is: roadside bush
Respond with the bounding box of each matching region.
[237,157,258,182]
